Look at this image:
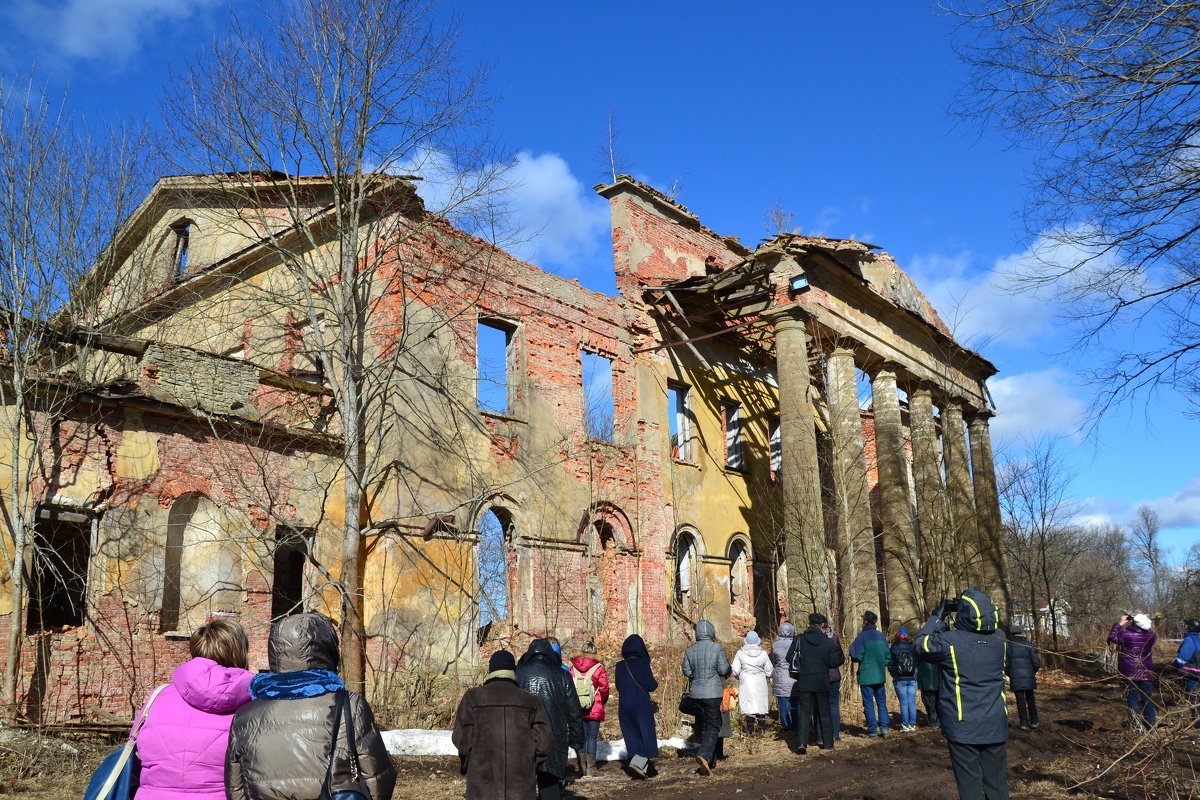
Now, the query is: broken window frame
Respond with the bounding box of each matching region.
[477,316,518,416]
[675,529,699,604]
[271,526,313,621]
[667,381,693,462]
[171,219,192,279]
[25,507,93,633]
[290,317,327,385]
[721,400,746,472]
[581,349,615,442]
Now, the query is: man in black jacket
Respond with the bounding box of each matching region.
[518,639,585,800]
[1005,625,1041,730]
[916,588,1009,800]
[786,612,846,754]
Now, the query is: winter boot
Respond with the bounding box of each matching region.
[587,754,597,774]
[576,752,588,777]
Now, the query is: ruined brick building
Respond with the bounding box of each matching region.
[0,173,1006,722]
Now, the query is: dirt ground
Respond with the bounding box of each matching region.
[5,679,1197,799]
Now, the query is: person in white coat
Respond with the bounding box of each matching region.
[731,631,772,735]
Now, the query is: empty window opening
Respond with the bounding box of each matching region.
[26,510,90,632]
[271,527,312,620]
[722,401,745,471]
[161,494,199,632]
[477,320,515,414]
[477,508,511,634]
[768,415,782,481]
[728,540,749,607]
[582,350,615,441]
[172,221,191,277]
[675,531,699,604]
[667,382,693,461]
[291,319,326,384]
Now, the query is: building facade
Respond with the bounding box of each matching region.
[0,174,1006,722]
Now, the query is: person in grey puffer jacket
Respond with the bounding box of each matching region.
[916,588,1009,800]
[225,614,396,800]
[517,638,585,800]
[682,620,731,775]
[770,622,797,730]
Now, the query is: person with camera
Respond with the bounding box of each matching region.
[1108,613,1158,732]
[916,588,1009,800]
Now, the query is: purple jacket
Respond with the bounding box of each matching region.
[1108,623,1157,682]
[134,657,254,800]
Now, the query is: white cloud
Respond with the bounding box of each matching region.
[987,369,1085,444]
[1133,477,1200,529]
[6,0,220,62]
[402,149,610,278]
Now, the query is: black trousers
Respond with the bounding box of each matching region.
[922,690,940,726]
[695,697,723,765]
[536,771,560,800]
[796,690,833,749]
[947,741,1009,800]
[1014,690,1038,727]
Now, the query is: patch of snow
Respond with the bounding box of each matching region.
[381,729,693,762]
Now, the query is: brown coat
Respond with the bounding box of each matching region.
[225,615,396,800]
[452,677,551,800]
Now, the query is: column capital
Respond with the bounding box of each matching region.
[828,335,864,357]
[763,303,812,331]
[967,408,996,423]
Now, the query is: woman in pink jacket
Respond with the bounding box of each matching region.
[135,618,254,800]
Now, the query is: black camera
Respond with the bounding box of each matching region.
[942,598,960,614]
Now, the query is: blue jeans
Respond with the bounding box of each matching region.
[583,719,601,754]
[894,679,917,727]
[776,695,794,730]
[1126,680,1156,727]
[1186,677,1199,728]
[813,682,842,741]
[860,683,889,733]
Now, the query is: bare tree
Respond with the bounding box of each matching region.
[0,77,153,707]
[159,0,503,690]
[1128,505,1165,611]
[764,203,801,237]
[594,108,636,184]
[948,1,1200,417]
[998,438,1085,649]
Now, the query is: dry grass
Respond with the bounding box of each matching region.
[0,730,110,799]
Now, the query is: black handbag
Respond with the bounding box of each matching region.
[319,689,372,800]
[678,693,702,717]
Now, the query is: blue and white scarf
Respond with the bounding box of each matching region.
[249,669,345,700]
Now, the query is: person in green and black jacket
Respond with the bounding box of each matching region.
[916,588,1009,800]
[849,610,891,737]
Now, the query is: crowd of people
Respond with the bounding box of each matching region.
[102,596,1200,800]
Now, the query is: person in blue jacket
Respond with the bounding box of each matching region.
[917,588,1009,800]
[1174,618,1200,729]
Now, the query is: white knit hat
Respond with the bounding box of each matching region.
[1132,613,1153,631]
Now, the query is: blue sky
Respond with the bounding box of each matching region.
[4,0,1197,562]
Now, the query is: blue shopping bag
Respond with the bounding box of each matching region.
[83,685,167,800]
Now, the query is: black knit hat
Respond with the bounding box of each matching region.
[863,610,878,624]
[809,612,827,625]
[489,650,516,672]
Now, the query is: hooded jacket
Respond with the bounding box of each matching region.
[769,623,797,698]
[1175,631,1200,676]
[517,639,585,779]
[225,614,396,800]
[849,626,891,686]
[452,673,551,800]
[682,620,731,699]
[786,625,846,694]
[614,635,659,760]
[731,640,772,715]
[915,588,1009,745]
[1005,634,1041,691]
[134,657,253,800]
[1108,622,1157,682]
[569,656,610,722]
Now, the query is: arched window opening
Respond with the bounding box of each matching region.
[588,520,618,632]
[728,540,749,608]
[675,531,699,604]
[477,508,512,635]
[161,493,199,632]
[271,527,312,620]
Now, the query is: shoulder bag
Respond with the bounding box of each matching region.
[319,689,372,800]
[84,684,168,800]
